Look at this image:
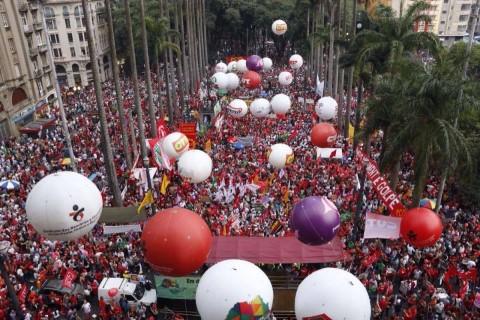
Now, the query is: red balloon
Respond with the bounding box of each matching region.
[141,207,212,276]
[311,123,337,147]
[108,288,119,298]
[400,208,443,248]
[242,71,261,89]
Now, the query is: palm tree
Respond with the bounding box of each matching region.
[82,0,122,206]
[105,0,131,168]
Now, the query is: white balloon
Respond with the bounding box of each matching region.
[215,62,228,73]
[162,132,190,159]
[262,57,273,71]
[227,99,248,118]
[211,72,228,89]
[278,71,293,86]
[178,150,213,183]
[227,61,237,72]
[268,143,294,169]
[272,19,287,35]
[271,94,291,114]
[236,59,247,73]
[226,73,240,91]
[295,268,371,320]
[289,54,304,69]
[249,98,271,118]
[315,96,338,121]
[26,171,103,241]
[196,259,274,320]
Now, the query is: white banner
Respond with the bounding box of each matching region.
[103,224,142,235]
[364,212,401,239]
[316,148,343,159]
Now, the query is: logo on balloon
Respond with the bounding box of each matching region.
[69,205,85,222]
[228,105,243,116]
[327,135,337,144]
[275,24,287,32]
[172,136,189,153]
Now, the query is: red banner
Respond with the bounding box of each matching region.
[62,268,77,289]
[179,122,197,148]
[17,283,28,304]
[357,150,406,217]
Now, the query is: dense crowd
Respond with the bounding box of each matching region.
[0,64,478,319]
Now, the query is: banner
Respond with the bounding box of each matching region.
[103,224,142,235]
[17,283,28,304]
[62,268,77,289]
[154,275,200,300]
[236,136,254,147]
[357,150,406,217]
[316,148,343,159]
[179,122,197,148]
[364,212,401,239]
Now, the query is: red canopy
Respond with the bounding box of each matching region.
[207,236,348,264]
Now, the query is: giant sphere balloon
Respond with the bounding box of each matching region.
[271,94,291,114]
[250,98,271,118]
[291,196,340,245]
[210,72,228,89]
[311,123,337,147]
[278,71,293,86]
[142,207,212,276]
[236,59,247,73]
[196,259,274,320]
[26,171,102,241]
[215,62,228,73]
[227,99,248,118]
[226,73,240,91]
[268,143,294,169]
[272,19,287,35]
[162,132,189,159]
[400,208,443,248]
[227,61,237,72]
[178,150,213,183]
[246,55,263,72]
[295,268,371,320]
[242,71,261,89]
[262,57,273,71]
[315,96,338,121]
[289,54,304,69]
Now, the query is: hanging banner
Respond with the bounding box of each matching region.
[357,150,406,217]
[364,212,401,239]
[103,224,142,235]
[154,275,200,300]
[316,148,343,159]
[179,122,197,149]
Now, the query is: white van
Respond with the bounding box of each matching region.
[98,277,157,307]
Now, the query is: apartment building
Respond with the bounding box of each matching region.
[0,0,56,139]
[42,0,111,88]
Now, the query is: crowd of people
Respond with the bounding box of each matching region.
[0,62,478,319]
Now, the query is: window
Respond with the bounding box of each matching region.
[70,47,76,57]
[45,74,51,88]
[78,32,84,42]
[46,19,57,30]
[1,12,8,27]
[63,6,69,17]
[35,32,43,46]
[65,18,71,28]
[53,48,62,58]
[67,33,73,43]
[74,6,83,28]
[32,59,39,72]
[459,15,469,22]
[44,7,57,30]
[8,38,15,53]
[81,47,87,56]
[36,79,44,96]
[14,64,21,78]
[443,0,448,3]
[21,13,28,26]
[457,25,467,32]
[442,10,447,14]
[49,34,60,44]
[461,4,470,11]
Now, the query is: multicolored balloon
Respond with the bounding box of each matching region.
[268,143,294,169]
[311,123,337,147]
[289,54,303,69]
[246,55,263,72]
[315,96,338,121]
[272,19,287,35]
[262,57,273,71]
[249,98,271,118]
[215,62,228,73]
[178,150,213,183]
[242,71,261,89]
[162,132,189,159]
[271,94,291,114]
[227,99,248,118]
[290,196,340,245]
[278,71,293,86]
[400,207,443,248]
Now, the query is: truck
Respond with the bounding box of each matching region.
[98,277,157,308]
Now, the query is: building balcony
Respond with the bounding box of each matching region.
[23,24,33,34]
[33,69,43,78]
[18,2,28,12]
[38,44,47,53]
[29,47,38,57]
[29,2,39,11]
[34,22,43,30]
[43,64,51,72]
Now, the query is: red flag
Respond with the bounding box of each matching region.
[156,119,168,138]
[62,268,77,289]
[17,283,28,304]
[329,149,337,158]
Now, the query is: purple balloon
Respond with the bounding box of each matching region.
[290,196,340,246]
[246,55,263,71]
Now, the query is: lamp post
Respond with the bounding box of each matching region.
[0,241,22,315]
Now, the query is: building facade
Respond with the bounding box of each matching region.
[43,0,111,88]
[0,0,56,139]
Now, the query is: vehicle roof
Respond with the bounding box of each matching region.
[40,279,83,295]
[99,277,127,290]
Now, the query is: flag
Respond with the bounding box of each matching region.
[282,188,289,203]
[156,119,168,138]
[62,268,77,289]
[348,123,355,140]
[152,139,173,171]
[316,74,324,97]
[205,139,212,153]
[160,174,170,195]
[270,220,283,235]
[363,212,401,239]
[214,114,224,131]
[17,283,28,304]
[137,190,154,214]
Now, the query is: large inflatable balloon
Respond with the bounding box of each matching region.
[196,259,274,320]
[272,19,287,35]
[162,132,189,159]
[246,55,263,72]
[249,98,271,118]
[271,94,291,114]
[226,73,240,91]
[268,143,294,169]
[210,72,228,89]
[290,196,340,245]
[227,61,237,72]
[26,171,102,241]
[178,150,213,183]
[311,123,337,147]
[242,71,261,89]
[289,54,303,69]
[315,96,338,121]
[295,268,371,320]
[262,57,273,71]
[215,62,228,73]
[227,99,248,118]
[236,59,247,73]
[400,208,443,248]
[278,71,293,86]
[142,207,212,276]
